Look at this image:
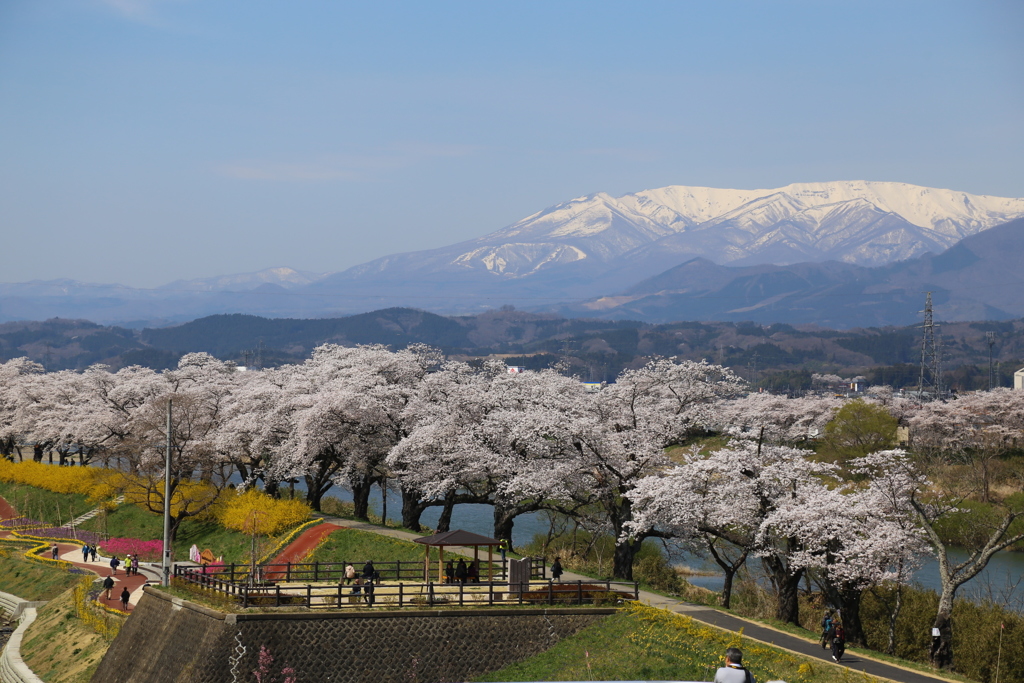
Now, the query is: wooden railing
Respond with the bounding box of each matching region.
[180,557,546,584]
[172,565,636,611]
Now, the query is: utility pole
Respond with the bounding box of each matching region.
[918,292,942,398]
[162,399,172,587]
[987,331,996,390]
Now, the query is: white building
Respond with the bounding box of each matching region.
[1015,367,1024,390]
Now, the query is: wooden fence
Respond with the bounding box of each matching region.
[172,564,636,611]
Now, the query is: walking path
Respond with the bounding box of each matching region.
[263,522,344,581]
[315,516,953,683]
[0,497,151,611]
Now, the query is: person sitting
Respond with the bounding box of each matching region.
[344,564,356,585]
[455,559,468,584]
[444,560,455,584]
[714,647,755,683]
[468,560,479,583]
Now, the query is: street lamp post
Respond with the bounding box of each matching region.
[161,399,172,587]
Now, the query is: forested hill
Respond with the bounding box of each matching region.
[1,309,1021,391]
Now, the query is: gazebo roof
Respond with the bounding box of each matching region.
[413,529,502,547]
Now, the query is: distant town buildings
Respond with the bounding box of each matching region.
[1015,367,1024,390]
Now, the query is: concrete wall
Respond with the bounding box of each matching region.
[0,591,44,683]
[93,587,613,683]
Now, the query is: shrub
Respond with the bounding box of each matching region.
[216,488,312,537]
[100,538,163,562]
[0,459,99,495]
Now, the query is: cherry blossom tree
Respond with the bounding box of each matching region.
[0,358,44,461]
[856,447,1024,669]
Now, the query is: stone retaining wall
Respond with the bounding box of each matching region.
[93,586,614,683]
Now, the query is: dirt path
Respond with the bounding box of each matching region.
[262,522,344,581]
[0,495,18,520]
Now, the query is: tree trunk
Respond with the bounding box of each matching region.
[351,478,373,522]
[33,444,43,462]
[887,583,903,656]
[493,505,516,546]
[401,486,427,532]
[838,586,866,647]
[436,491,456,533]
[380,478,388,526]
[762,553,804,625]
[704,535,747,610]
[930,594,954,669]
[612,536,644,581]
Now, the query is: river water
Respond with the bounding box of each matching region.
[337,487,1024,611]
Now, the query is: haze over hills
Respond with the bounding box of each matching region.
[2,181,1023,327]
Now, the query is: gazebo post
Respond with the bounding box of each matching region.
[487,544,493,583]
[474,546,479,581]
[438,545,444,583]
[424,544,429,582]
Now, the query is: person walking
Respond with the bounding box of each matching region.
[831,622,846,662]
[81,544,90,563]
[102,574,115,601]
[131,554,139,577]
[120,587,131,611]
[820,610,834,649]
[51,543,59,560]
[499,539,508,562]
[109,555,120,575]
[551,557,563,582]
[363,580,375,606]
[90,545,97,562]
[713,647,755,683]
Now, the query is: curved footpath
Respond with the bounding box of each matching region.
[316,515,955,683]
[0,498,151,609]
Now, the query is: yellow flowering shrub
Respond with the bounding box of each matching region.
[0,459,100,495]
[216,488,312,536]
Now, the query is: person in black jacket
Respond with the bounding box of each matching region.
[455,559,468,584]
[362,560,375,581]
[551,557,564,582]
[102,574,115,600]
[120,587,131,611]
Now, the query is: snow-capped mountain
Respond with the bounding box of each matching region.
[158,267,326,292]
[331,182,1024,290]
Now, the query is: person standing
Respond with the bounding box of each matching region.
[363,580,375,606]
[81,544,90,563]
[551,557,563,582]
[90,546,97,562]
[51,543,59,560]
[713,647,755,683]
[499,539,508,562]
[102,574,115,601]
[120,587,131,611]
[131,554,139,576]
[109,555,120,575]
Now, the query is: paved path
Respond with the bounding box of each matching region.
[0,496,152,611]
[315,515,953,683]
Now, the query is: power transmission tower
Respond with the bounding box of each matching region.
[987,331,996,390]
[918,292,942,398]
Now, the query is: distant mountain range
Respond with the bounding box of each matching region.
[2,181,1023,328]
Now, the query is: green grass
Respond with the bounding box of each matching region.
[0,543,81,600]
[476,603,872,683]
[309,528,430,573]
[0,481,91,527]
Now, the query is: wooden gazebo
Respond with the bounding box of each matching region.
[414,529,503,583]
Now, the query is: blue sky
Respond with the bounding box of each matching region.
[1,0,1021,287]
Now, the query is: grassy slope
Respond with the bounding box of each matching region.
[477,605,875,683]
[0,546,80,600]
[0,481,90,527]
[310,528,429,569]
[21,587,110,683]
